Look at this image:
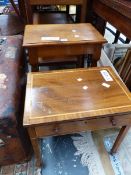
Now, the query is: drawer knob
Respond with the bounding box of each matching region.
[110,118,116,126]
[54,128,59,133]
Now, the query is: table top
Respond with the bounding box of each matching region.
[23,23,106,47]
[23,67,131,126]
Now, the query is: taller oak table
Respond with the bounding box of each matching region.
[23,67,131,167]
[23,23,107,71]
[23,0,87,24]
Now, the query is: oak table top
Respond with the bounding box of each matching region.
[24,67,131,126]
[23,23,107,71]
[23,67,131,167]
[23,23,106,47]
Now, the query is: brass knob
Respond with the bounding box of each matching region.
[110,118,116,126]
[54,128,59,133]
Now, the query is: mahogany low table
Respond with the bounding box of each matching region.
[23,23,106,71]
[23,67,131,167]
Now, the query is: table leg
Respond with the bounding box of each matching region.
[92,45,102,67]
[80,0,87,22]
[24,0,33,24]
[28,48,39,72]
[28,128,42,167]
[110,126,130,154]
[31,66,39,72]
[76,5,81,22]
[76,55,84,68]
[66,5,70,14]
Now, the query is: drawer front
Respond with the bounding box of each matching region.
[35,114,131,138]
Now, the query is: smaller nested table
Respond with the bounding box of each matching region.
[23,67,131,167]
[23,23,107,71]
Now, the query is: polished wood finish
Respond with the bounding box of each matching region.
[24,0,87,23]
[92,0,131,39]
[28,128,42,167]
[23,23,106,70]
[98,0,131,20]
[23,67,131,166]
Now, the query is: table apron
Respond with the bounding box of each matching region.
[33,114,131,138]
[28,43,102,65]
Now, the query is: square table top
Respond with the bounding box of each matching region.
[23,23,106,47]
[23,67,131,126]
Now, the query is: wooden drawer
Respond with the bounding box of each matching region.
[35,114,131,138]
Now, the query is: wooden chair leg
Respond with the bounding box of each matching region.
[76,5,81,22]
[24,0,33,24]
[110,126,130,154]
[66,5,70,14]
[31,65,39,72]
[76,56,84,68]
[9,0,20,17]
[125,38,130,44]
[18,0,27,22]
[113,30,120,44]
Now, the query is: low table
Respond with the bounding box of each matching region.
[23,67,131,167]
[23,23,107,71]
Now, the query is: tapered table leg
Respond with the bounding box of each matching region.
[111,126,130,154]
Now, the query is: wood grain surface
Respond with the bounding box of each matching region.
[23,23,106,46]
[93,0,131,39]
[23,67,131,126]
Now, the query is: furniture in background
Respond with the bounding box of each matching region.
[8,0,26,20]
[119,48,131,91]
[23,23,106,71]
[102,44,131,91]
[97,46,131,154]
[23,67,131,167]
[23,0,87,24]
[110,48,131,153]
[92,0,131,40]
[0,35,31,166]
[112,30,130,44]
[32,12,74,24]
[8,0,74,24]
[0,14,24,36]
[9,0,21,17]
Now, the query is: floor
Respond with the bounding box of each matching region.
[0,129,121,175]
